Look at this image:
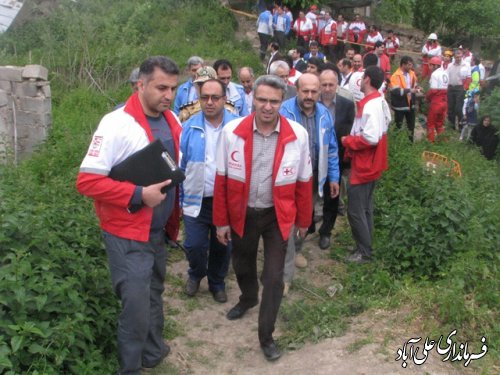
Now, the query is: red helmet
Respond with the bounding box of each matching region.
[429,56,442,66]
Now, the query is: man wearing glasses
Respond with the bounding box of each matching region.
[180,78,240,303]
[214,75,312,361]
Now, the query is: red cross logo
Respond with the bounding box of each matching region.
[283,167,295,176]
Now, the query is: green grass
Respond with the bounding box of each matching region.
[278,129,499,373]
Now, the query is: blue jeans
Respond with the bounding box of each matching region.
[183,198,230,292]
[103,231,169,375]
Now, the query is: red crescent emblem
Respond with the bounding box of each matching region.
[230,150,239,162]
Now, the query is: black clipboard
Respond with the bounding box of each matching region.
[109,139,185,193]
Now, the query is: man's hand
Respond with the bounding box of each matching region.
[330,182,340,198]
[216,226,231,245]
[297,227,308,239]
[142,179,171,208]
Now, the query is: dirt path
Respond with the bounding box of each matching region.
[147,219,482,375]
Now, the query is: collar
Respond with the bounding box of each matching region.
[356,90,381,117]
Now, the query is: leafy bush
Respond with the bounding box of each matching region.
[282,129,498,367]
[480,87,500,126]
[0,88,118,374]
[1,0,261,93]
[374,128,499,278]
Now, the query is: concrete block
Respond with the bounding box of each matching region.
[0,106,13,124]
[0,80,11,92]
[0,90,8,107]
[0,67,23,82]
[13,82,39,98]
[15,110,51,127]
[41,85,51,98]
[15,125,48,158]
[19,97,51,113]
[22,65,48,81]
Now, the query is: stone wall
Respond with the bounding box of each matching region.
[0,64,51,164]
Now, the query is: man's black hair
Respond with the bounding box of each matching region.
[320,62,340,78]
[139,56,179,78]
[363,53,378,68]
[340,58,352,68]
[364,66,384,90]
[199,79,227,96]
[308,57,325,70]
[400,55,413,66]
[296,46,306,57]
[213,59,233,73]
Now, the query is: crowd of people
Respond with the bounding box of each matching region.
[75,5,498,375]
[257,3,497,149]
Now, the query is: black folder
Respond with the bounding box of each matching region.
[109,139,185,193]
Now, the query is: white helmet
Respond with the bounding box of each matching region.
[427,33,438,40]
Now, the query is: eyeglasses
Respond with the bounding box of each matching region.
[200,94,224,103]
[254,97,282,107]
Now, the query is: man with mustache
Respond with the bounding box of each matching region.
[180,78,240,303]
[279,73,339,294]
[77,56,182,374]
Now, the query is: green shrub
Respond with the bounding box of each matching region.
[0,87,119,374]
[374,128,499,278]
[1,0,261,92]
[480,87,500,126]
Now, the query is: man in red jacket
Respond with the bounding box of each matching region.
[342,66,391,263]
[214,75,313,361]
[76,56,182,374]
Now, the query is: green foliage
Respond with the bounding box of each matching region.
[282,129,499,369]
[0,0,260,92]
[480,88,500,127]
[375,128,499,278]
[0,89,118,374]
[413,0,500,45]
[282,0,316,9]
[372,0,415,25]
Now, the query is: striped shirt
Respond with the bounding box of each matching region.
[248,120,280,208]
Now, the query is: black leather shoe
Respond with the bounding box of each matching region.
[261,341,281,361]
[212,290,227,303]
[142,341,170,370]
[319,235,331,250]
[185,278,200,297]
[226,303,256,320]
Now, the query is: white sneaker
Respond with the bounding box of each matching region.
[295,253,308,268]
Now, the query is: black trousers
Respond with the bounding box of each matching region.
[319,179,340,237]
[394,109,415,142]
[231,207,287,346]
[258,32,272,60]
[447,85,465,127]
[274,31,286,50]
[297,35,308,48]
